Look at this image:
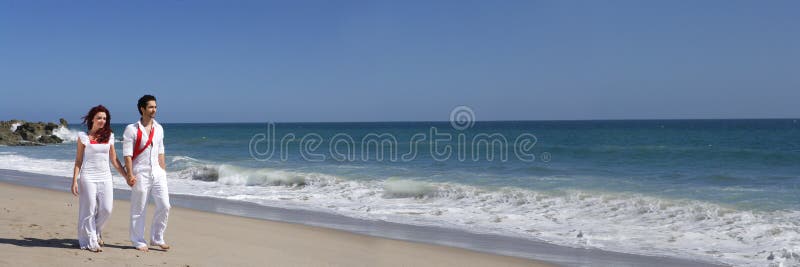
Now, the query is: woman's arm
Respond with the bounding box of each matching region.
[109,144,127,178]
[122,125,136,187]
[72,141,85,196]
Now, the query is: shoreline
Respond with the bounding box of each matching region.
[0,169,728,267]
[0,178,553,266]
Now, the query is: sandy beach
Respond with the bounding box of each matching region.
[2,1,797,266]
[0,181,553,267]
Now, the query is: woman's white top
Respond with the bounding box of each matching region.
[77,132,114,182]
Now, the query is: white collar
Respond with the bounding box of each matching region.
[136,119,159,133]
[137,119,158,128]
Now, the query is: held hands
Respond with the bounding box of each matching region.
[126,175,137,187]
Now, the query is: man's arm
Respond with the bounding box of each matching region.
[124,156,135,186]
[159,154,166,170]
[158,125,166,170]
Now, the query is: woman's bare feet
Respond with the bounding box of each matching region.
[88,247,103,252]
[98,239,104,247]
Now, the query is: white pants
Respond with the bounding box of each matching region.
[130,170,171,247]
[77,179,113,250]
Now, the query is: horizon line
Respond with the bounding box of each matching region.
[67,117,800,124]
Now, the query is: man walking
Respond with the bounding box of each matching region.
[123,94,171,251]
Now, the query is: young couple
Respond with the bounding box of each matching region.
[70,95,171,252]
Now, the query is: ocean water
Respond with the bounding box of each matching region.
[1,119,799,266]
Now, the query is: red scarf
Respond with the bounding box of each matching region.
[132,125,154,160]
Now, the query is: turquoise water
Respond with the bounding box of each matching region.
[2,119,799,266]
[140,120,800,209]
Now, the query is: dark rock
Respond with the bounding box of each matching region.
[15,123,46,141]
[0,131,22,145]
[1,119,66,146]
[1,121,22,145]
[15,122,61,141]
[45,122,59,133]
[59,118,69,127]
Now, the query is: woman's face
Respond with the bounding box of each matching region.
[92,112,107,131]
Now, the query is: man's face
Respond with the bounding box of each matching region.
[141,100,157,118]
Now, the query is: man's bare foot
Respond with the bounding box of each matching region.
[98,239,104,247]
[153,243,170,250]
[135,245,149,252]
[88,247,103,252]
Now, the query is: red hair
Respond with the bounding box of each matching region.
[81,105,113,143]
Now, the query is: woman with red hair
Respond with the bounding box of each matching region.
[70,105,127,252]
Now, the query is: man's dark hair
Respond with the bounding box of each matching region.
[137,95,157,115]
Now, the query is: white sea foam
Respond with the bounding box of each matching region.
[0,153,74,177]
[52,126,80,143]
[2,153,798,267]
[0,153,129,188]
[9,122,22,132]
[383,178,436,198]
[162,157,800,267]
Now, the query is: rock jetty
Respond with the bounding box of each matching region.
[0,119,68,146]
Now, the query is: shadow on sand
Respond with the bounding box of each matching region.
[0,237,151,251]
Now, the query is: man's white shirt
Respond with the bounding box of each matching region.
[122,119,166,177]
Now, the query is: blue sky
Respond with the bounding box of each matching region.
[1,0,798,123]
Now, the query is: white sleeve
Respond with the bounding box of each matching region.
[109,133,115,144]
[122,125,134,157]
[158,125,165,154]
[77,132,88,145]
